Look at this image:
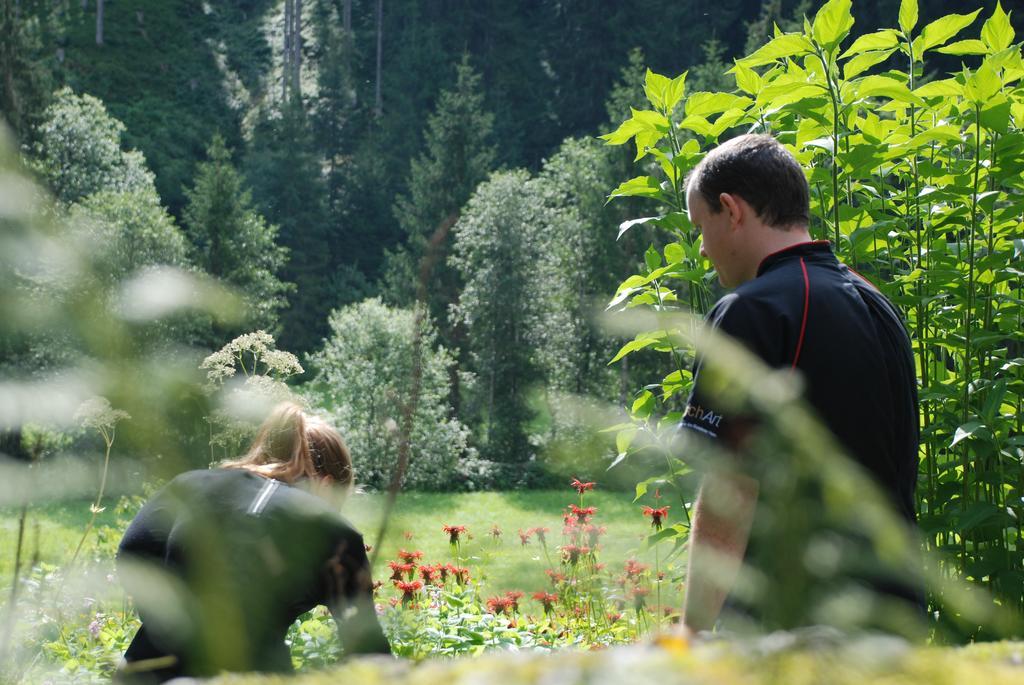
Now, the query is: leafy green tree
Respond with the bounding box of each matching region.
[70,187,189,284]
[245,96,333,354]
[533,137,625,398]
[307,298,480,490]
[31,88,153,204]
[450,170,559,476]
[183,135,291,335]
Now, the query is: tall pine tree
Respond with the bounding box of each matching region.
[183,134,291,336]
[383,55,496,412]
[246,96,332,354]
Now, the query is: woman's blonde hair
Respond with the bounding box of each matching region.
[222,401,354,491]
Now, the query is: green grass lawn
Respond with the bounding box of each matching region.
[2,487,686,606]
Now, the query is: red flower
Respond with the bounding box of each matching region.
[388,561,412,581]
[533,591,558,613]
[607,611,622,623]
[561,544,590,565]
[397,549,423,563]
[442,524,467,544]
[584,524,606,547]
[624,559,649,579]
[571,478,596,495]
[642,506,670,531]
[570,504,596,522]
[545,569,567,586]
[504,590,524,612]
[490,525,502,539]
[529,526,550,544]
[394,580,423,604]
[450,565,470,584]
[486,596,514,615]
[418,564,438,584]
[518,529,532,546]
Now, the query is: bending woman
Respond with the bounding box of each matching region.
[116,402,390,683]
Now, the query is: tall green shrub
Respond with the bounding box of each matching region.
[604,0,1024,622]
[307,298,479,490]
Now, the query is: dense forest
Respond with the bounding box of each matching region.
[2,0,1022,485]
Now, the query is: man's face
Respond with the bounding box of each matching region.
[687,186,740,288]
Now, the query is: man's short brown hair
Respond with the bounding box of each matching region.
[687,134,810,229]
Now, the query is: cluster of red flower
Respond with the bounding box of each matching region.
[642,506,670,531]
[394,580,423,604]
[532,591,558,613]
[442,524,467,545]
[485,590,525,615]
[615,558,651,610]
[385,547,472,607]
[516,526,551,546]
[571,478,596,495]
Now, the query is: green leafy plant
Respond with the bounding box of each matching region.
[603,0,1024,632]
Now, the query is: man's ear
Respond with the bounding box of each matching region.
[718,192,743,230]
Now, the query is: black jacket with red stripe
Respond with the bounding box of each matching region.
[681,240,919,523]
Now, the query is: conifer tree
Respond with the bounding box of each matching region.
[384,55,496,411]
[183,135,291,335]
[246,96,332,353]
[0,0,51,140]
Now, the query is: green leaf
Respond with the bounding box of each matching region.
[599,118,646,146]
[980,92,1011,133]
[644,245,662,271]
[616,426,637,455]
[733,62,762,94]
[664,242,685,264]
[936,39,988,55]
[951,420,987,447]
[608,176,662,201]
[736,33,815,68]
[631,390,655,417]
[679,114,713,137]
[609,331,662,363]
[665,72,688,113]
[958,502,1008,533]
[844,49,896,80]
[841,29,899,58]
[919,10,982,52]
[685,92,752,118]
[644,69,673,111]
[899,0,918,34]
[634,129,665,162]
[856,75,926,106]
[617,216,660,240]
[965,60,1002,104]
[710,109,749,138]
[914,78,964,98]
[812,0,854,50]
[981,1,1014,52]
[630,107,671,131]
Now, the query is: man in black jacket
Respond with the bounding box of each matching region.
[678,134,921,634]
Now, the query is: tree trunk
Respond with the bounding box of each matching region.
[374,0,382,117]
[342,0,351,33]
[95,0,103,45]
[282,0,292,100]
[293,0,302,96]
